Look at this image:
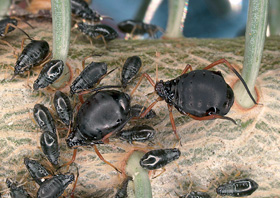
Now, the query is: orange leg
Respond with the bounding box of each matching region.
[59,148,78,169]
[138,96,162,118]
[70,165,79,198]
[167,104,180,140]
[181,64,193,75]
[203,58,257,105]
[93,145,121,173]
[130,73,156,96]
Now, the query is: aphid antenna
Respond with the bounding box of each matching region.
[79,85,123,94]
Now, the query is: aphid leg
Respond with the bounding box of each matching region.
[93,145,122,173]
[94,34,108,49]
[4,23,32,40]
[0,40,17,52]
[152,167,166,179]
[181,64,193,75]
[139,96,162,118]
[70,165,79,198]
[130,73,155,96]
[58,148,78,169]
[167,104,180,140]
[203,58,258,105]
[86,35,93,46]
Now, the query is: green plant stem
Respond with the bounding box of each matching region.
[51,0,71,89]
[126,151,152,198]
[233,0,268,108]
[164,0,188,38]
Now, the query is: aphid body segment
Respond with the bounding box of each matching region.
[70,61,107,95]
[40,131,60,165]
[6,178,31,198]
[24,157,51,185]
[33,104,56,134]
[140,148,181,170]
[14,40,49,77]
[37,174,74,198]
[77,22,118,41]
[54,91,72,126]
[121,56,142,87]
[33,60,64,90]
[71,0,102,22]
[118,125,155,143]
[216,178,258,197]
[0,17,17,37]
[66,90,131,148]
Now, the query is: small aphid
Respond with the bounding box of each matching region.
[121,56,142,87]
[24,157,51,185]
[70,61,107,95]
[179,191,211,198]
[54,91,72,126]
[13,39,50,78]
[115,176,132,198]
[216,178,258,197]
[6,178,31,198]
[131,104,156,119]
[37,174,74,198]
[33,104,56,134]
[118,125,155,143]
[40,131,60,165]
[33,60,64,90]
[140,148,181,170]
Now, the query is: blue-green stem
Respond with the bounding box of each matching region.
[268,0,280,36]
[164,0,189,38]
[0,0,11,20]
[233,0,268,108]
[51,0,71,89]
[126,151,152,198]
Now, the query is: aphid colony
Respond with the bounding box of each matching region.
[0,0,260,197]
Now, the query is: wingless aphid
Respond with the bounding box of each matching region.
[24,157,52,185]
[75,22,118,48]
[33,104,56,134]
[6,178,31,198]
[71,0,112,22]
[131,58,258,140]
[216,178,258,197]
[33,59,64,90]
[37,174,74,198]
[54,91,73,127]
[12,32,50,79]
[118,20,164,39]
[117,125,155,144]
[40,130,60,166]
[121,56,142,88]
[140,148,181,170]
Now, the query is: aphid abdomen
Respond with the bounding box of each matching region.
[40,131,60,165]
[54,91,72,126]
[121,56,142,87]
[175,70,234,117]
[33,104,56,134]
[37,174,74,198]
[140,148,181,170]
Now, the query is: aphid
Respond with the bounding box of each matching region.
[179,191,211,198]
[76,22,118,47]
[24,157,51,185]
[37,174,74,198]
[0,17,33,38]
[216,178,258,197]
[118,125,155,143]
[33,60,64,90]
[131,59,258,139]
[33,104,56,134]
[70,61,108,95]
[54,91,73,127]
[40,131,60,165]
[13,38,50,79]
[65,90,131,172]
[6,178,31,198]
[121,56,142,87]
[115,176,133,198]
[118,20,164,38]
[140,148,181,170]
[130,104,156,119]
[71,0,106,22]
